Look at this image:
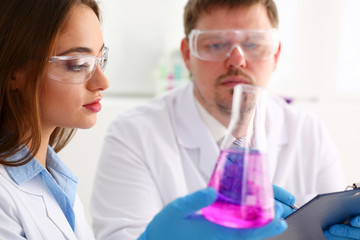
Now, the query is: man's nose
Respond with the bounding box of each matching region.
[225,45,247,69]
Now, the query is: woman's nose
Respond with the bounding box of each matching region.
[87,65,110,91]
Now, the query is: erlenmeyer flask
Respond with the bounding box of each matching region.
[202,84,274,228]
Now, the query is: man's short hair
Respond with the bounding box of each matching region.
[183,0,279,37]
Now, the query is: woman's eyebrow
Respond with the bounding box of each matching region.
[57,44,105,56]
[57,47,93,56]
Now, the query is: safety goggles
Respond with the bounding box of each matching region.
[47,46,108,84]
[188,29,279,62]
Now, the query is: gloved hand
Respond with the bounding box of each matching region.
[138,187,287,240]
[324,216,360,239]
[273,184,296,218]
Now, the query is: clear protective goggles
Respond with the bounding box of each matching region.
[188,29,279,62]
[47,46,108,84]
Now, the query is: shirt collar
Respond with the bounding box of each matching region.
[5,145,78,188]
[194,97,227,144]
[5,145,78,230]
[5,146,43,185]
[46,146,78,191]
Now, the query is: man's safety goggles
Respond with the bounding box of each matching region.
[47,46,108,84]
[188,29,279,62]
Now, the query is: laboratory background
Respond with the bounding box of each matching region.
[58,0,360,223]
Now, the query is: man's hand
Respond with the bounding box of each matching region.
[139,187,287,240]
[324,216,360,239]
[273,184,296,218]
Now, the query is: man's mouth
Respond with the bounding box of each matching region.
[220,78,251,88]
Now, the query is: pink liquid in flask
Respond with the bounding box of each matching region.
[202,147,274,228]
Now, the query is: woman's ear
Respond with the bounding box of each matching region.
[10,70,26,90]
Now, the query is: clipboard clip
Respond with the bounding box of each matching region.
[345,182,360,191]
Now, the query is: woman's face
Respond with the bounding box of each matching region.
[39,4,109,134]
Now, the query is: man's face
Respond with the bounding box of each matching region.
[181,3,280,125]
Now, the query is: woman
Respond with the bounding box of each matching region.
[0,0,109,238]
[0,0,287,239]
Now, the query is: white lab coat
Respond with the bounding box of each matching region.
[91,82,345,240]
[0,165,94,240]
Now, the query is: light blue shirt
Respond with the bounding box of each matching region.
[5,145,78,231]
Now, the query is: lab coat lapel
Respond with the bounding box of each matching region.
[266,96,289,181]
[42,190,75,239]
[173,83,219,180]
[19,176,76,240]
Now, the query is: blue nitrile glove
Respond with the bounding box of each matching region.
[138,187,287,240]
[324,216,360,239]
[273,184,296,218]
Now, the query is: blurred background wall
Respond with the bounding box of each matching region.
[59,0,360,223]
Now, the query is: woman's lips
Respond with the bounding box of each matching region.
[83,98,102,113]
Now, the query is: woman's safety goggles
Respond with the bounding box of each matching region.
[47,46,108,84]
[188,29,279,62]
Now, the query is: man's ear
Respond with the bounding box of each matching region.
[273,41,282,71]
[180,37,191,71]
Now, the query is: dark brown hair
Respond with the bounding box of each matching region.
[183,0,279,37]
[0,0,100,166]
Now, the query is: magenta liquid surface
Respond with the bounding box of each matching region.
[202,148,274,228]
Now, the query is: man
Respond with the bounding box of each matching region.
[91,0,347,239]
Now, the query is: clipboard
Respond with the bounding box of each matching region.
[270,184,360,240]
